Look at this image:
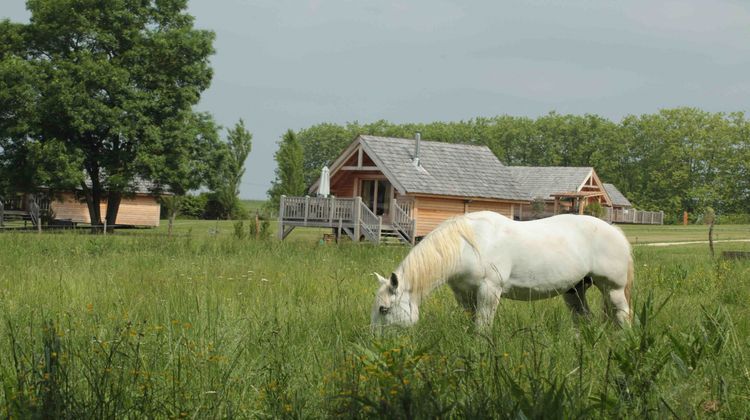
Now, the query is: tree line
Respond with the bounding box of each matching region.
[270,109,749,223]
[0,0,252,232]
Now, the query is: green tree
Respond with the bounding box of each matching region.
[208,120,252,219]
[0,0,215,230]
[140,112,225,235]
[289,108,750,222]
[268,129,306,211]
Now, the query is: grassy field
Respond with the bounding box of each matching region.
[0,224,748,418]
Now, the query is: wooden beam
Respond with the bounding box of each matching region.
[341,166,380,171]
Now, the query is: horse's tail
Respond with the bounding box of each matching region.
[625,255,634,314]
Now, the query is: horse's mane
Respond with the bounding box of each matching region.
[397,215,479,297]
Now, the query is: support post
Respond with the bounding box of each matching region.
[329,196,335,225]
[0,200,4,227]
[103,218,107,235]
[376,216,382,244]
[353,196,362,242]
[278,195,286,240]
[553,198,559,215]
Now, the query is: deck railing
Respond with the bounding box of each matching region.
[279,196,414,244]
[603,208,663,225]
[280,196,357,224]
[392,200,416,244]
[358,201,381,244]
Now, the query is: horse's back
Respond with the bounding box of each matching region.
[461,212,631,297]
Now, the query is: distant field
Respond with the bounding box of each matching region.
[619,223,750,244]
[139,219,750,245]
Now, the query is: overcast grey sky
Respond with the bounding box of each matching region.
[3,0,750,199]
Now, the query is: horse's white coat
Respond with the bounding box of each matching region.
[371,211,633,330]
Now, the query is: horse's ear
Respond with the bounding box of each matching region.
[390,272,398,289]
[374,272,388,285]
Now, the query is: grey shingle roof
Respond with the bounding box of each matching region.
[360,136,525,201]
[603,183,632,207]
[507,166,593,200]
[83,176,161,195]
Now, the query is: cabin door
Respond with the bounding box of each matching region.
[359,179,392,221]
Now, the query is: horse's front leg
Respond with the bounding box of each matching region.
[475,282,502,330]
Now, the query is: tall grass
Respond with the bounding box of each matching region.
[0,232,748,417]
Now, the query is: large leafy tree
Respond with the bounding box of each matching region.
[139,111,226,235]
[0,0,215,228]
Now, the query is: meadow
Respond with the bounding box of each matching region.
[0,223,748,418]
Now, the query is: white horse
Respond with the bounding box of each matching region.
[371,211,633,330]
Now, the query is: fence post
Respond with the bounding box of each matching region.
[1,200,4,227]
[278,195,286,240]
[103,218,107,235]
[659,211,664,225]
[353,197,362,242]
[303,196,309,226]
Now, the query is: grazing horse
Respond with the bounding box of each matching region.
[371,211,633,330]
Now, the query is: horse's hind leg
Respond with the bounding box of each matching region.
[606,289,630,327]
[594,281,631,327]
[563,276,592,321]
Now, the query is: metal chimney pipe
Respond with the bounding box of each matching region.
[414,132,421,166]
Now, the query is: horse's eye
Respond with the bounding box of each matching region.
[379,306,389,315]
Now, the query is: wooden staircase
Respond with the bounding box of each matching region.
[379,225,411,245]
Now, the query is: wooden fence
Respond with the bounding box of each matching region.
[602,208,664,225]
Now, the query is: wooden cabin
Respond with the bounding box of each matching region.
[507,166,612,220]
[50,178,162,227]
[278,134,660,244]
[1,178,163,228]
[50,193,161,227]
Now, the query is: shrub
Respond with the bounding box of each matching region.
[584,202,605,218]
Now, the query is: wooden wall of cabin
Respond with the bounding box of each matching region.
[50,193,161,227]
[413,196,513,237]
[329,170,385,198]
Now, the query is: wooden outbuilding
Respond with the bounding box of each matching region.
[1,178,163,228]
[50,178,162,227]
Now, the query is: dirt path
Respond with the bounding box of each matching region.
[639,239,750,247]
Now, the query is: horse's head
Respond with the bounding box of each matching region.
[370,271,418,329]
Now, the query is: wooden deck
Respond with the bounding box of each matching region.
[278,196,415,244]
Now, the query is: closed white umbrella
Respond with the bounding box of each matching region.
[318,165,330,197]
